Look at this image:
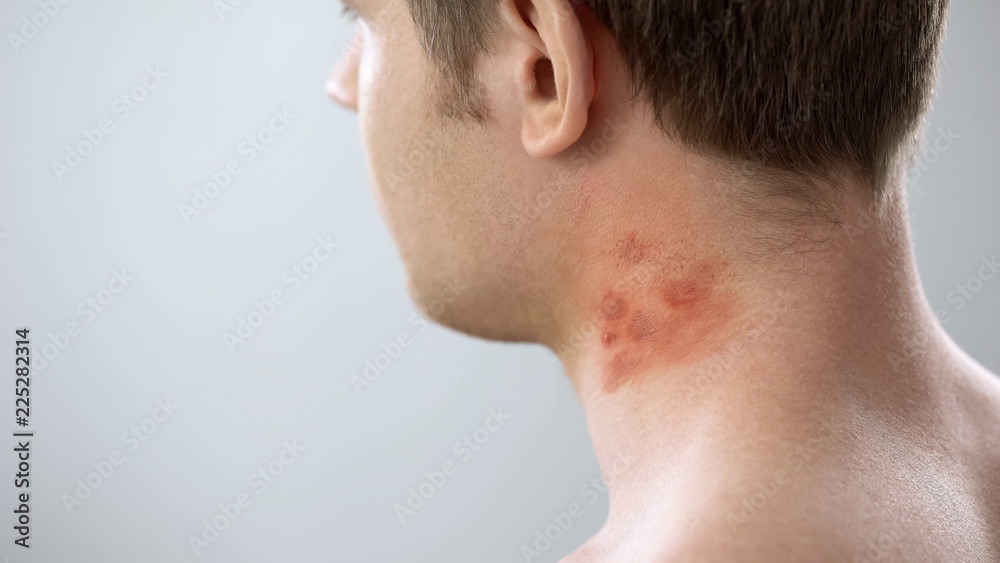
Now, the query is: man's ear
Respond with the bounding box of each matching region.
[497,0,595,159]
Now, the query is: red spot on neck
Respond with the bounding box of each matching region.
[596,255,734,394]
[602,330,617,347]
[600,293,627,320]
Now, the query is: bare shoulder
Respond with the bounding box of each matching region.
[663,366,1000,563]
[950,361,1000,554]
[577,393,999,562]
[658,452,998,562]
[562,362,1000,563]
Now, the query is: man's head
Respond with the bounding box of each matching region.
[327,0,948,347]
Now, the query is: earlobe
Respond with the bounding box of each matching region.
[503,0,595,159]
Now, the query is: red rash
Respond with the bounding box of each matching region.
[597,240,735,394]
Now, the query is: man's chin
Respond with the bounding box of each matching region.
[405,276,535,343]
[406,276,467,323]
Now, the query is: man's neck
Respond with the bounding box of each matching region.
[545,168,962,535]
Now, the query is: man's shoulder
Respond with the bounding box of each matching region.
[563,458,872,562]
[656,406,1000,562]
[645,480,985,563]
[563,498,864,563]
[569,418,999,562]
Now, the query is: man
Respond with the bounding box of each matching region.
[327,0,1000,560]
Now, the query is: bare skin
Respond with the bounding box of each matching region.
[328,0,1000,560]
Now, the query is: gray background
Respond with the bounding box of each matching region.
[0,1,996,562]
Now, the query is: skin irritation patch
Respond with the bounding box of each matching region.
[598,233,736,394]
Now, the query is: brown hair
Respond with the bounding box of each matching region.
[405,0,949,198]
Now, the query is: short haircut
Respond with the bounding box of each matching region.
[405,0,949,198]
